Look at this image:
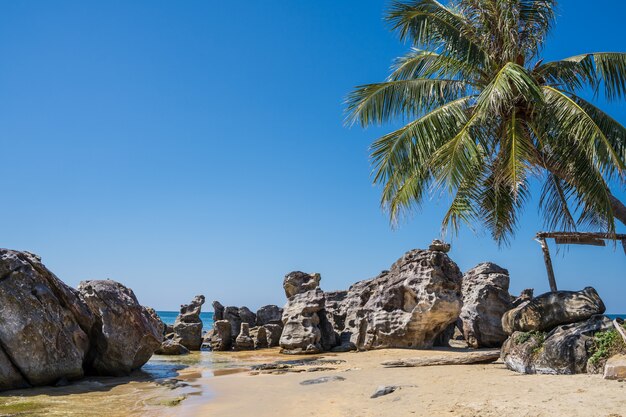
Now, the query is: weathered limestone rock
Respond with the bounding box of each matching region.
[512,288,534,307]
[212,301,224,321]
[173,295,205,351]
[256,305,283,327]
[604,354,626,380]
[502,287,605,334]
[429,239,451,253]
[264,324,282,347]
[214,304,257,339]
[223,306,242,337]
[382,349,500,367]
[209,320,232,351]
[501,315,612,374]
[279,272,337,354]
[460,263,512,348]
[78,280,163,376]
[235,323,254,350]
[0,249,94,389]
[332,248,463,350]
[155,339,190,355]
[253,326,269,349]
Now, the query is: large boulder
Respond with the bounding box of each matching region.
[501,315,612,374]
[78,280,163,376]
[279,272,337,354]
[256,305,283,327]
[460,263,513,348]
[264,324,282,347]
[209,320,232,351]
[173,295,205,351]
[0,250,94,389]
[332,248,463,350]
[234,323,254,351]
[155,339,189,355]
[502,287,605,334]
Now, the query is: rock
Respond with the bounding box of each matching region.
[253,326,269,349]
[501,315,612,374]
[331,248,463,350]
[145,307,166,337]
[223,306,242,338]
[239,307,257,328]
[264,324,283,347]
[178,295,205,323]
[371,385,398,398]
[234,323,254,350]
[279,272,337,354]
[299,376,346,385]
[173,295,205,351]
[460,263,513,348]
[209,320,232,351]
[382,349,501,367]
[156,339,190,355]
[512,288,534,307]
[0,249,94,389]
[212,301,224,321]
[429,239,451,253]
[78,280,163,376]
[502,287,605,335]
[256,305,283,327]
[604,355,626,380]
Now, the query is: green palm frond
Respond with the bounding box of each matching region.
[389,48,484,81]
[346,78,469,126]
[539,172,577,232]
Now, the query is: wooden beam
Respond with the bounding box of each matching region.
[554,237,606,246]
[612,320,626,345]
[536,237,558,292]
[536,231,626,241]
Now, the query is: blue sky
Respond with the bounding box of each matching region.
[0,1,624,312]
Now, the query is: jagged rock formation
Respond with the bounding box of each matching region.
[209,320,232,351]
[459,263,513,348]
[78,280,163,376]
[256,305,283,326]
[172,295,205,351]
[512,288,534,307]
[502,287,605,334]
[279,272,337,354]
[329,248,463,350]
[501,315,612,374]
[235,323,254,350]
[0,249,162,391]
[264,324,282,347]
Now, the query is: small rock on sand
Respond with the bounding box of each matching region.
[371,385,398,398]
[300,376,346,385]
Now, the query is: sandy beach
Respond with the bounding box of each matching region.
[189,348,626,417]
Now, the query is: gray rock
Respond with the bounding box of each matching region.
[212,301,224,321]
[156,339,190,355]
[234,323,254,350]
[331,248,463,350]
[371,385,398,398]
[173,295,205,350]
[0,249,94,389]
[279,272,337,354]
[78,280,163,376]
[209,320,232,351]
[256,305,283,327]
[299,376,346,385]
[512,288,534,307]
[239,307,257,328]
[264,324,282,347]
[223,306,242,338]
[502,287,605,335]
[429,239,451,253]
[501,315,612,374]
[460,263,513,348]
[253,326,269,349]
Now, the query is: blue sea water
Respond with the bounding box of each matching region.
[157,311,214,329]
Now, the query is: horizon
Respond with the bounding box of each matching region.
[0,0,624,312]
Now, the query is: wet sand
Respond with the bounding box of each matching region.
[2,348,625,416]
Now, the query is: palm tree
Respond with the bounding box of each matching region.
[347,0,626,243]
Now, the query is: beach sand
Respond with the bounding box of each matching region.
[186,348,626,417]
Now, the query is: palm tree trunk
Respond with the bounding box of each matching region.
[609,193,626,227]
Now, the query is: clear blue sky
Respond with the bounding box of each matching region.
[0,1,624,312]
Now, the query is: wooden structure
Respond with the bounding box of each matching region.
[535,232,626,292]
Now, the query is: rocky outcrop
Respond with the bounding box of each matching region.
[155,339,189,355]
[502,287,605,334]
[501,315,612,374]
[459,263,513,348]
[512,288,534,307]
[212,303,257,339]
[0,249,163,391]
[173,295,205,351]
[330,248,463,350]
[78,280,163,376]
[256,305,283,327]
[209,320,232,351]
[235,323,254,350]
[264,324,282,347]
[279,272,337,354]
[253,326,269,349]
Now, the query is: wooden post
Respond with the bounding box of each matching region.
[536,237,558,292]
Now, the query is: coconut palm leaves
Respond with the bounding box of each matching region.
[347,0,626,243]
